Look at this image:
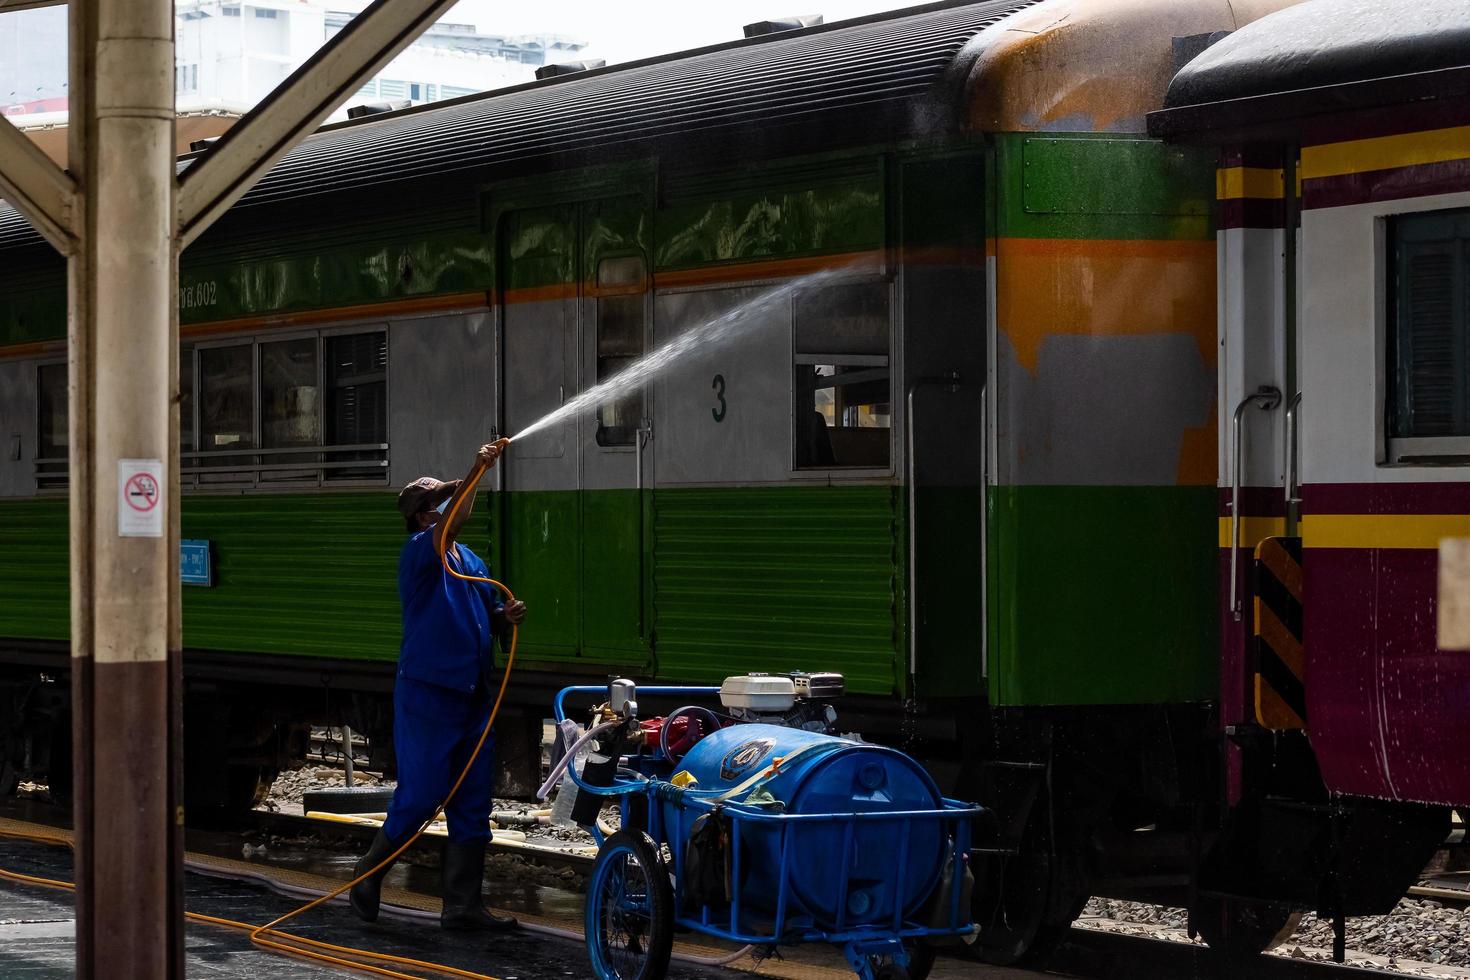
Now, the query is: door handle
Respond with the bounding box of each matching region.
[1284,391,1302,534]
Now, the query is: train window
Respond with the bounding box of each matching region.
[595,256,647,447]
[325,331,388,480]
[598,256,645,289]
[1388,208,1470,460]
[793,281,891,469]
[259,338,320,483]
[200,345,254,451]
[198,344,255,483]
[260,339,320,449]
[36,363,68,489]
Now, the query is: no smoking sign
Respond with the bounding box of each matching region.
[118,459,164,538]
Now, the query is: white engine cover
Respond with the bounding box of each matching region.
[720,673,796,712]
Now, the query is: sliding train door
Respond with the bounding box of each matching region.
[577,195,652,663]
[496,187,652,667]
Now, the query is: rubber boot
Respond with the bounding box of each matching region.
[440,839,518,931]
[349,830,399,923]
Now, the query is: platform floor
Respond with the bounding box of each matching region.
[0,836,748,979]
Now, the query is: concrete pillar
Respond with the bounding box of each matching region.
[66,1,184,975]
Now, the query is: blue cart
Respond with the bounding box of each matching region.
[552,685,984,980]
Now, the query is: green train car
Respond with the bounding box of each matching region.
[0,0,1297,963]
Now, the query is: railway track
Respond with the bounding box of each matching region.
[0,799,1432,980]
[1053,927,1413,980]
[239,809,1425,980]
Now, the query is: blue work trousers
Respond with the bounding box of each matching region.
[383,676,496,845]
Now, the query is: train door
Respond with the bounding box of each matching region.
[497,192,651,664]
[577,196,652,662]
[499,204,582,657]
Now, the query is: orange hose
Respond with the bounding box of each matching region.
[0,445,520,980]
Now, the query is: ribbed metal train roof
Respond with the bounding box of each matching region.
[0,0,1034,254]
[1164,0,1470,110]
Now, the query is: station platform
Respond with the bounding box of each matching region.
[1,815,992,980]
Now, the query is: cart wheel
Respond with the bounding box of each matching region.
[904,942,936,980]
[586,829,673,980]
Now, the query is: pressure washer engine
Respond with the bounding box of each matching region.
[546,676,984,980]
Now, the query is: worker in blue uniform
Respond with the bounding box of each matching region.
[350,441,526,931]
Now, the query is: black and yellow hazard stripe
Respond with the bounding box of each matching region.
[1253,536,1306,729]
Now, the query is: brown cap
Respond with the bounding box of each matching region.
[396,476,461,532]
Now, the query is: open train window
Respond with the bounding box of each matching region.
[793,281,891,469]
[595,255,647,447]
[1387,208,1470,462]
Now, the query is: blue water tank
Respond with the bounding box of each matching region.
[670,724,945,928]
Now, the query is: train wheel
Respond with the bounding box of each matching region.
[586,829,673,980]
[971,817,1083,967]
[1194,896,1301,958]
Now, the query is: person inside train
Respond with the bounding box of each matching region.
[350,441,527,931]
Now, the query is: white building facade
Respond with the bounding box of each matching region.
[174,0,586,119]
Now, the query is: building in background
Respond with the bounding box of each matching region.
[0,5,67,116]
[1,0,584,164]
[174,0,586,118]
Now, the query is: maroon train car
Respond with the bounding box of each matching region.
[1152,0,1469,958]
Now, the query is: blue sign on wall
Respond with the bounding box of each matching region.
[181,539,213,587]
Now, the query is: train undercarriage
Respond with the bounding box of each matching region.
[1,641,1452,966]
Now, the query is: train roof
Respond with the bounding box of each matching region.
[0,0,1034,254]
[1150,0,1470,140]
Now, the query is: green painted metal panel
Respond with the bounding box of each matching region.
[0,498,70,640]
[997,133,1214,242]
[652,486,902,697]
[1022,137,1212,217]
[913,486,985,697]
[180,493,417,659]
[3,484,1218,710]
[500,205,577,292]
[655,168,884,272]
[0,280,65,349]
[0,493,446,658]
[580,489,648,663]
[178,229,493,326]
[0,234,492,346]
[987,484,1218,707]
[496,490,583,662]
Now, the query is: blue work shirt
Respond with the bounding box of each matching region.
[397,529,505,695]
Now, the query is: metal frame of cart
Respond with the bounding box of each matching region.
[554,685,984,980]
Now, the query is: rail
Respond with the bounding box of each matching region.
[34,443,389,491]
[1284,391,1302,535]
[1229,386,1282,620]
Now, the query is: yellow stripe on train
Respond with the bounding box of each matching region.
[1220,515,1470,550]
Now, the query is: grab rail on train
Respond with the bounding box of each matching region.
[1229,385,1282,620]
[904,371,962,680]
[1284,391,1302,536]
[636,416,653,639]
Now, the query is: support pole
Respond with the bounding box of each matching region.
[67,1,184,976]
[0,2,459,975]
